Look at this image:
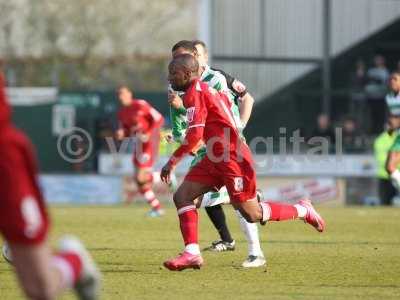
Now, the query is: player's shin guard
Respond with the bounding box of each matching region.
[52,252,83,289]
[260,201,298,222]
[235,210,263,257]
[177,205,200,255]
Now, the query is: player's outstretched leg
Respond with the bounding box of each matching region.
[164,181,212,271]
[259,199,326,232]
[236,197,325,233]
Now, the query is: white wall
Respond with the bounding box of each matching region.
[210,0,400,101]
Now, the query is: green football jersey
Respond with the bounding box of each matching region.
[386,92,400,116]
[386,91,400,151]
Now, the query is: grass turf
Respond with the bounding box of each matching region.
[0,204,399,300]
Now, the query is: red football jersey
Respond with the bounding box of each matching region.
[118,99,164,137]
[0,72,11,129]
[169,79,246,166]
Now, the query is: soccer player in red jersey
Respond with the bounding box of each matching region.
[116,86,165,216]
[0,71,100,299]
[161,55,326,271]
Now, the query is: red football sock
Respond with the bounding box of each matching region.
[52,252,82,288]
[177,205,198,245]
[140,187,161,210]
[265,201,298,221]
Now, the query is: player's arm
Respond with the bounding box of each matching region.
[161,91,207,183]
[144,103,164,132]
[115,115,127,140]
[226,75,254,127]
[239,92,254,127]
[169,106,187,143]
[212,68,253,127]
[211,72,229,92]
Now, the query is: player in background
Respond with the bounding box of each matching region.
[168,41,265,267]
[161,55,325,271]
[116,86,165,217]
[0,71,101,299]
[385,72,400,188]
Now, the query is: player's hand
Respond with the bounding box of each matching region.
[116,129,125,141]
[165,133,174,144]
[168,92,183,109]
[161,162,175,184]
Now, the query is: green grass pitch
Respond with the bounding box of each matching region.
[1,204,399,300]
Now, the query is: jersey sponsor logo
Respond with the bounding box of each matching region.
[21,195,42,239]
[234,177,244,192]
[186,107,196,123]
[232,79,246,93]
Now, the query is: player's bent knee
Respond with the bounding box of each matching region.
[239,208,261,223]
[135,176,146,186]
[172,191,184,207]
[173,187,194,208]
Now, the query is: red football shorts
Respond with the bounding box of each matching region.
[185,146,257,203]
[133,129,161,169]
[0,126,49,245]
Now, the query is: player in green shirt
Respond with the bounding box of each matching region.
[385,72,400,191]
[166,40,265,268]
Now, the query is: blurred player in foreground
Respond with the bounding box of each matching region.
[168,40,265,267]
[116,86,166,217]
[0,72,100,299]
[161,55,326,271]
[385,72,400,189]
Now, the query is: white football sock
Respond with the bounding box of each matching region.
[52,256,74,289]
[235,210,263,257]
[185,243,200,255]
[294,204,307,219]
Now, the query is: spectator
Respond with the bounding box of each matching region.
[374,116,399,205]
[350,59,368,91]
[309,114,336,152]
[341,116,365,153]
[349,59,368,129]
[366,55,390,134]
[367,55,390,89]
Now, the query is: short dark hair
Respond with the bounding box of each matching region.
[169,54,199,75]
[391,71,400,78]
[171,40,197,54]
[117,85,131,91]
[192,40,207,52]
